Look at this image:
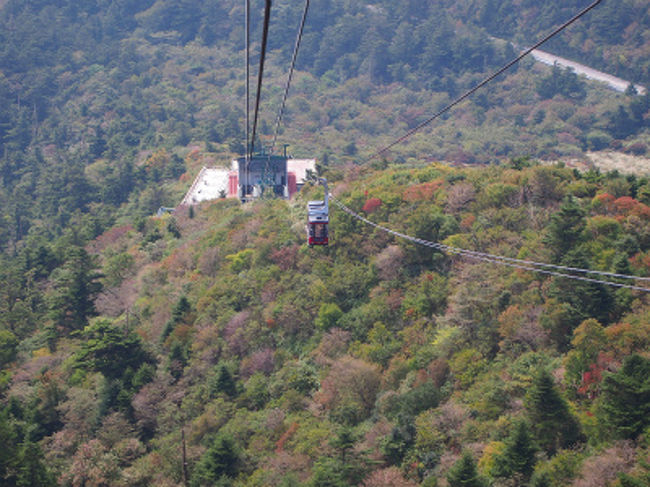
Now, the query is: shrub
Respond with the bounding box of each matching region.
[315,303,343,330]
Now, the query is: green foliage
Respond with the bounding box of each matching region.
[47,246,102,333]
[315,303,343,331]
[102,252,135,288]
[0,2,647,482]
[354,321,400,367]
[162,295,193,341]
[525,369,583,454]
[0,330,18,368]
[270,360,319,396]
[191,433,240,487]
[381,418,416,466]
[446,451,488,487]
[586,130,613,151]
[599,354,650,439]
[490,420,538,481]
[401,272,448,319]
[536,64,586,100]
[0,407,55,487]
[74,319,152,381]
[543,196,586,262]
[15,441,56,487]
[548,249,613,328]
[226,249,255,273]
[529,450,584,487]
[401,207,457,271]
[385,381,442,421]
[450,349,487,389]
[564,319,607,389]
[240,372,270,410]
[310,428,371,486]
[618,471,650,487]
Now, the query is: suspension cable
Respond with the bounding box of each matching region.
[270,0,310,154]
[245,0,251,191]
[249,0,272,159]
[362,0,603,163]
[331,196,650,293]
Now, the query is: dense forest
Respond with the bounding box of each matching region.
[0,0,649,486]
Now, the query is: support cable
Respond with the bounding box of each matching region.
[245,0,251,193]
[362,0,603,163]
[331,196,650,293]
[270,0,310,154]
[249,0,272,159]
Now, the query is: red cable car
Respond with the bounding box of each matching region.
[307,178,329,247]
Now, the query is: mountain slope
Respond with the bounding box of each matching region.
[2,159,650,485]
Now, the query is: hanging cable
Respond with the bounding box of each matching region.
[249,0,272,160]
[245,0,251,193]
[331,196,650,293]
[362,0,603,163]
[270,0,310,154]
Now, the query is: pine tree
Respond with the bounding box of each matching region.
[543,196,586,262]
[47,246,102,332]
[491,420,538,481]
[446,451,488,487]
[74,319,151,381]
[16,441,54,487]
[600,354,650,439]
[212,364,237,397]
[0,410,17,484]
[191,433,240,487]
[525,369,583,454]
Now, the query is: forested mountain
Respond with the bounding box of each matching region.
[3,160,650,486]
[0,1,649,486]
[0,0,649,251]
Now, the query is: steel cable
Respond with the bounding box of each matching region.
[331,196,650,293]
[271,0,310,154]
[249,0,272,159]
[362,0,603,163]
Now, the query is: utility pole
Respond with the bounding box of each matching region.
[182,427,189,487]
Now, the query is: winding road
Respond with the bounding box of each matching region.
[530,49,646,95]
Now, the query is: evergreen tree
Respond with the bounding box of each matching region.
[600,354,650,439]
[525,369,583,454]
[16,441,54,487]
[608,105,637,139]
[536,63,586,100]
[47,246,102,332]
[309,457,349,487]
[491,420,538,482]
[0,329,18,368]
[547,249,613,346]
[191,433,240,487]
[543,196,586,262]
[530,471,552,487]
[212,364,237,398]
[311,428,371,487]
[168,340,188,380]
[74,319,152,381]
[0,409,17,485]
[446,451,488,487]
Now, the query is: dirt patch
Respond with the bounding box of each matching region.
[586,151,650,176]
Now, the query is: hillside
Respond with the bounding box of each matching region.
[1,0,650,253]
[1,159,650,486]
[0,1,650,486]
